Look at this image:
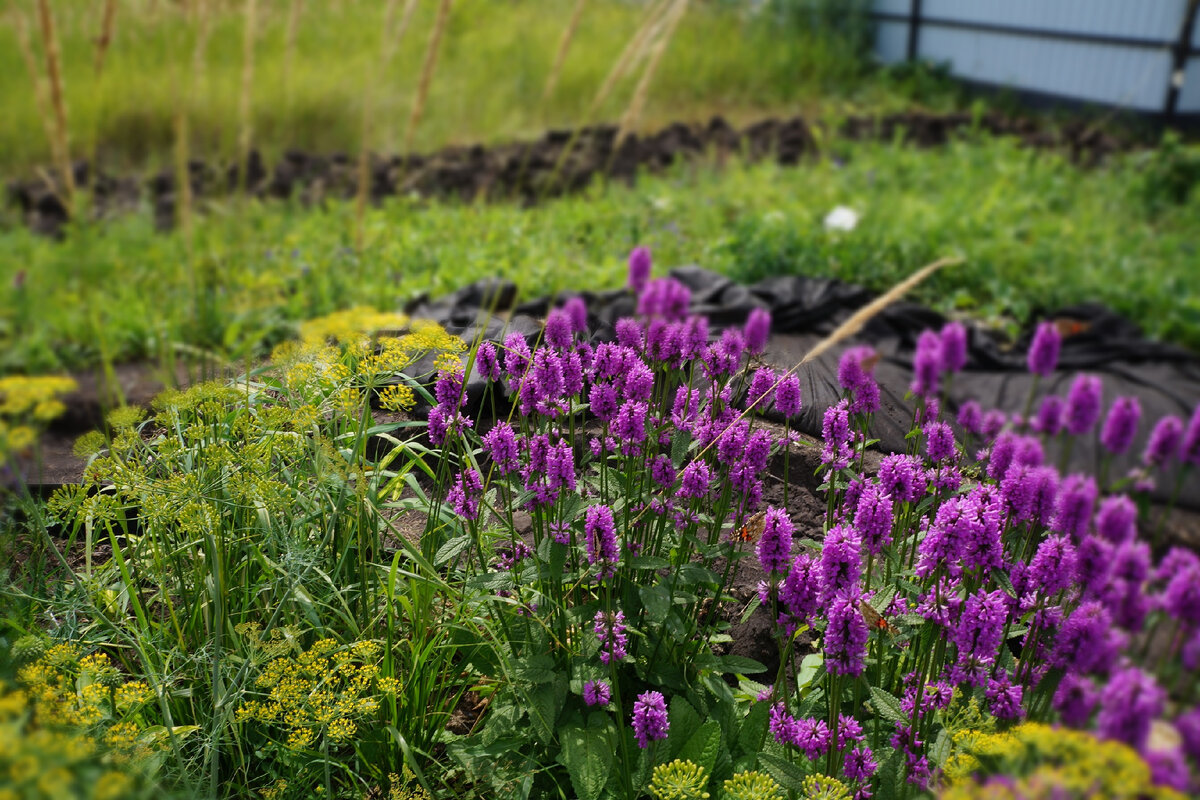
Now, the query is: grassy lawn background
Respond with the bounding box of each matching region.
[2,134,1197,377]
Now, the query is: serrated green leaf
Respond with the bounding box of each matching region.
[868,585,896,612]
[434,535,471,566]
[930,727,951,768]
[758,751,811,792]
[869,686,907,724]
[716,655,767,675]
[677,720,722,776]
[667,696,703,759]
[992,566,1017,598]
[528,676,567,740]
[557,716,615,800]
[671,429,693,467]
[736,697,770,757]
[640,583,672,625]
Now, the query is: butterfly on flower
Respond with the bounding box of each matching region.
[733,512,766,543]
[859,600,897,636]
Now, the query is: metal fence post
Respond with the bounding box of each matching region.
[906,0,923,61]
[1165,0,1200,120]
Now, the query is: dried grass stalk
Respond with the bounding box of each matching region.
[697,255,963,463]
[11,8,59,180]
[283,0,302,110]
[615,0,688,148]
[36,0,75,203]
[192,0,212,98]
[94,0,118,77]
[404,0,454,156]
[238,0,258,191]
[587,0,670,117]
[542,0,589,105]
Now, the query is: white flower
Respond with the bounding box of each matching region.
[824,205,860,232]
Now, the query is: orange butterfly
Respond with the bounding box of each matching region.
[734,512,766,543]
[859,601,897,635]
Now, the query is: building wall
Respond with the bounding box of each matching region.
[871,0,1199,115]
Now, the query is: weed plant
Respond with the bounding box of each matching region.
[3,251,1199,799]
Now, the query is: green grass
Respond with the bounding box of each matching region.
[2,132,1198,378]
[0,0,902,177]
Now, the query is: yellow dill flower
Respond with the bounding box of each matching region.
[376,677,401,694]
[0,375,76,417]
[115,681,152,709]
[721,770,782,800]
[94,771,135,800]
[800,774,850,800]
[33,399,67,422]
[286,726,316,750]
[73,430,108,458]
[433,352,464,375]
[649,759,710,800]
[259,778,289,800]
[37,766,73,796]
[3,425,36,453]
[379,383,416,412]
[106,405,146,430]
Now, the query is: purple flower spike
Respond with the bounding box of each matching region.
[679,459,712,500]
[1031,395,1065,436]
[825,590,868,676]
[594,610,628,665]
[482,421,520,475]
[585,505,620,578]
[564,296,588,332]
[911,330,942,398]
[545,308,574,350]
[854,483,894,555]
[1177,707,1200,763]
[1095,495,1137,544]
[1053,601,1119,675]
[743,307,771,355]
[878,454,927,503]
[821,400,853,470]
[631,691,669,749]
[1053,673,1098,727]
[756,506,793,574]
[924,421,956,463]
[503,332,532,379]
[1144,415,1184,468]
[1027,321,1061,377]
[819,524,862,606]
[1051,474,1098,539]
[628,246,652,293]
[475,341,501,382]
[775,373,802,418]
[1100,396,1141,455]
[940,321,968,373]
[1064,374,1103,436]
[985,671,1023,720]
[583,680,611,707]
[747,366,776,413]
[838,345,881,415]
[957,400,983,435]
[1182,403,1200,467]
[447,469,483,521]
[1096,666,1165,752]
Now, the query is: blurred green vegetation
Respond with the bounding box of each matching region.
[0,0,917,177]
[2,133,1197,377]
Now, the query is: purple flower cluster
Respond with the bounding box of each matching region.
[594,610,628,666]
[631,691,669,748]
[769,705,831,761]
[838,346,881,415]
[584,504,620,578]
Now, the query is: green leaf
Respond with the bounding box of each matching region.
[736,696,770,756]
[930,727,951,768]
[667,696,703,758]
[630,555,671,570]
[671,428,693,467]
[434,535,472,566]
[796,652,823,691]
[868,585,896,612]
[991,566,1017,598]
[528,675,567,740]
[639,583,672,625]
[557,716,616,800]
[677,720,722,776]
[715,655,767,675]
[758,751,811,792]
[515,654,557,685]
[869,686,907,724]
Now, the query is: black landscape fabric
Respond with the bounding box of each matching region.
[406,266,1200,510]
